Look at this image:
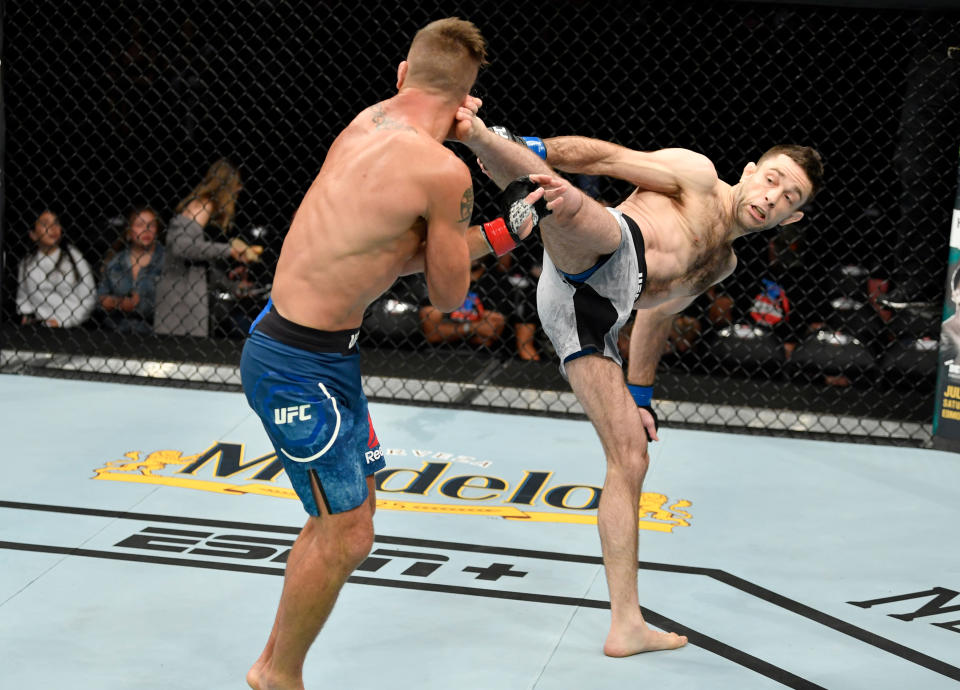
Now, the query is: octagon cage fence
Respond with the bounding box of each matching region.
[2,0,959,446]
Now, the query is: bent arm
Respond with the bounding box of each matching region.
[398,224,497,277]
[544,138,714,196]
[627,295,696,386]
[166,211,231,262]
[98,273,120,311]
[16,259,35,316]
[422,166,473,313]
[97,256,123,310]
[59,251,97,327]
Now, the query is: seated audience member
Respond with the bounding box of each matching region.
[16,209,97,328]
[420,259,506,350]
[210,264,268,338]
[479,240,543,361]
[98,205,165,333]
[617,286,729,366]
[617,310,704,366]
[154,158,262,336]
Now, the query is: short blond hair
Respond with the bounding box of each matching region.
[405,17,487,98]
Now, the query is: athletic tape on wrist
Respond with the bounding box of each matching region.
[478,226,495,255]
[521,137,547,160]
[482,217,518,257]
[627,384,653,407]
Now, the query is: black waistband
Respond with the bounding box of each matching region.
[254,308,360,355]
[621,211,647,297]
[621,211,646,266]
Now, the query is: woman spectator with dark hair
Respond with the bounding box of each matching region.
[16,209,97,328]
[98,205,165,333]
[154,158,262,336]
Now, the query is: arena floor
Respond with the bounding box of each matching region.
[1,372,958,689]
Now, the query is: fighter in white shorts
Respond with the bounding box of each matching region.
[537,207,647,376]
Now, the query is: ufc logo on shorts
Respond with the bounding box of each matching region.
[274,405,312,425]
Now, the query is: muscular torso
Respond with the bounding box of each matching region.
[270,104,451,330]
[618,183,737,310]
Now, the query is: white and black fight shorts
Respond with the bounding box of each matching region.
[537,207,647,377]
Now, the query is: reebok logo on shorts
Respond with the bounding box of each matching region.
[367,413,379,449]
[274,405,312,425]
[365,414,382,463]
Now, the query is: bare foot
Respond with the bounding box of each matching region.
[246,669,304,690]
[603,623,688,657]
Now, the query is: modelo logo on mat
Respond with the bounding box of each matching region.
[92,443,693,533]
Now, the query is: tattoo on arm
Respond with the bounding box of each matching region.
[459,187,474,223]
[371,104,416,133]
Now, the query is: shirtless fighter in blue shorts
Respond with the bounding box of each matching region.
[456,111,823,658]
[239,19,544,690]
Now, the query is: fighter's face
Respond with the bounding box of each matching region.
[738,154,811,232]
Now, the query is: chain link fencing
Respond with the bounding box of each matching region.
[2,1,959,444]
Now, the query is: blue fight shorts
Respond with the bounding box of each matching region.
[240,300,385,516]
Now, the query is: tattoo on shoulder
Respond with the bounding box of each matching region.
[372,104,416,133]
[459,187,474,223]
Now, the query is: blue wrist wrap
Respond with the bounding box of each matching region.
[521,137,547,160]
[627,384,653,407]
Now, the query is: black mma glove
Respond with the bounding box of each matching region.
[480,176,552,257]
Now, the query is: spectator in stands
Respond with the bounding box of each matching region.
[420,258,506,350]
[763,225,836,362]
[16,209,97,328]
[705,226,826,364]
[477,242,543,361]
[98,205,165,333]
[618,293,716,365]
[154,158,262,336]
[210,264,265,338]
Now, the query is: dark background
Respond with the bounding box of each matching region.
[2,0,959,440]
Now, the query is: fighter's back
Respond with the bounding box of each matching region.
[270,104,464,331]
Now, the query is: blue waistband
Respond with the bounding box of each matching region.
[558,210,645,286]
[560,253,613,284]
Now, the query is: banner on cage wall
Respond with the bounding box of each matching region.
[932,151,960,447]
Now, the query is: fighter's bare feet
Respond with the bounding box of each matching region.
[603,623,688,657]
[246,670,304,690]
